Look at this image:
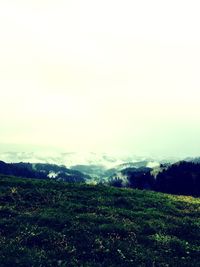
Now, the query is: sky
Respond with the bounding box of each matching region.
[0,0,200,158]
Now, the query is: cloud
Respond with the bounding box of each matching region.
[1,0,200,156]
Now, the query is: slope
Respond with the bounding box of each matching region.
[0,175,199,267]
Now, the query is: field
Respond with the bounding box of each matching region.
[0,175,199,266]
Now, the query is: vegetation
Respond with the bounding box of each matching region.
[109,162,200,197]
[0,175,199,266]
[0,161,89,183]
[1,160,200,196]
[156,161,200,196]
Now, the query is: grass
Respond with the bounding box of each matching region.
[0,174,199,266]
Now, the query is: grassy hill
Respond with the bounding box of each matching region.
[0,175,199,267]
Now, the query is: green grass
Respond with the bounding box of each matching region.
[0,175,199,267]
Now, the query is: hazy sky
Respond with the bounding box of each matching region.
[1,0,200,157]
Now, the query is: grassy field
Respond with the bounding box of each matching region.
[0,175,199,267]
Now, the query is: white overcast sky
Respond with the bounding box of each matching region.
[0,0,200,157]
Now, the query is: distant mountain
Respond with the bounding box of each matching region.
[0,151,161,168]
[0,158,200,196]
[0,151,162,183]
[113,160,160,170]
[184,157,200,164]
[1,147,200,196]
[71,164,106,175]
[0,161,89,183]
[70,160,160,184]
[108,166,154,189]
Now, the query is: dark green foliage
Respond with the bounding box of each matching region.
[0,175,199,266]
[156,161,200,196]
[108,167,154,189]
[0,161,89,183]
[109,161,200,196]
[122,167,155,189]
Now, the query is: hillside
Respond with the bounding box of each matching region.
[0,161,90,183]
[0,175,199,267]
[1,160,200,197]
